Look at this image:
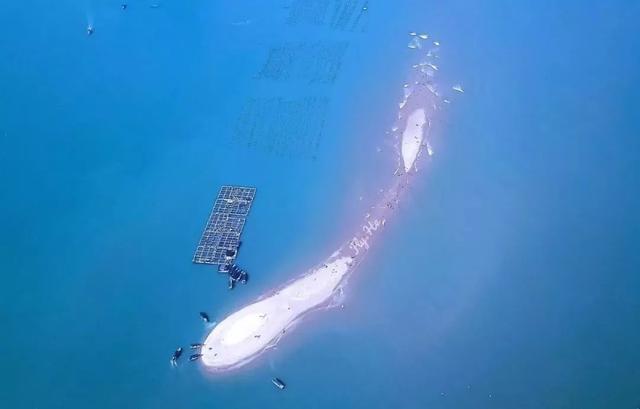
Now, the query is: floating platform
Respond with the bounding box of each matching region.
[193,185,256,266]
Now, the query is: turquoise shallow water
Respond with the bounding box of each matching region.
[1,1,639,408]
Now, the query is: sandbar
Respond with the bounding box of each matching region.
[200,34,446,371]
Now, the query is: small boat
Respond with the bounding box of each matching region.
[190,343,203,349]
[170,347,183,365]
[199,312,210,323]
[452,84,464,93]
[271,378,286,390]
[228,265,249,288]
[189,354,203,362]
[86,25,95,36]
[229,265,242,280]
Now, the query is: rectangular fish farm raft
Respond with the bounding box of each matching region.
[193,185,256,266]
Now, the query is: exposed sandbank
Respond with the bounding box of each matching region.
[201,255,354,369]
[401,108,426,172]
[200,34,450,371]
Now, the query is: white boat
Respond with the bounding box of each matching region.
[272,378,286,390]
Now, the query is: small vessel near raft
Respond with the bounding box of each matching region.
[189,354,203,362]
[170,347,183,366]
[227,264,248,289]
[271,378,286,390]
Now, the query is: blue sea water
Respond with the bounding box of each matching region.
[1,1,639,408]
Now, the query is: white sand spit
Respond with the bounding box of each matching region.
[401,108,426,172]
[201,256,353,369]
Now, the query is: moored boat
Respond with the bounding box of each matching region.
[271,378,286,390]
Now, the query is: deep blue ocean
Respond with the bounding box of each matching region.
[1,1,639,408]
